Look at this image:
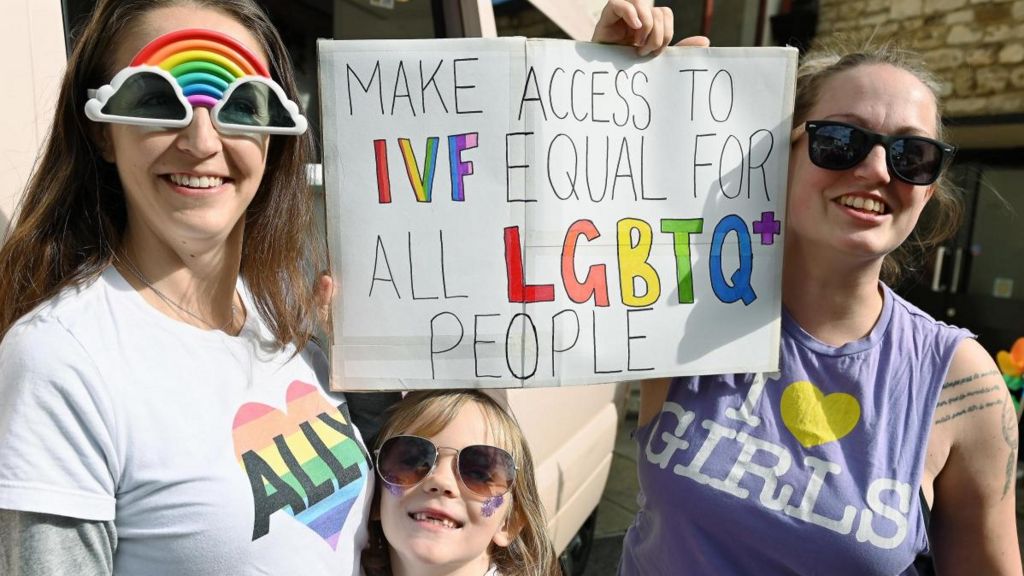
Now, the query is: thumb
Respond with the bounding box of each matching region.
[675,35,711,47]
[316,273,336,334]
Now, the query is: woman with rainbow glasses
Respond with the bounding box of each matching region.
[0,1,369,574]
[0,0,675,574]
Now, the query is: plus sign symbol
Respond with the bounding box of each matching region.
[752,211,781,246]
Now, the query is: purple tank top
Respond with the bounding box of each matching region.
[620,284,971,575]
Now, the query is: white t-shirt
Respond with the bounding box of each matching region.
[0,267,372,575]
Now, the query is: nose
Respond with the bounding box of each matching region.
[175,107,222,157]
[420,449,460,497]
[852,143,891,186]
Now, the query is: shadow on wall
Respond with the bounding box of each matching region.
[0,208,8,240]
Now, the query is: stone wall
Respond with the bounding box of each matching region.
[817,0,1024,117]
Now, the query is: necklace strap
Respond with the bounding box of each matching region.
[117,253,240,332]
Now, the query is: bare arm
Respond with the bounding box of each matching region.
[930,339,1021,574]
[0,509,116,576]
[637,377,672,428]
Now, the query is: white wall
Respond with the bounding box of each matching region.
[0,0,66,238]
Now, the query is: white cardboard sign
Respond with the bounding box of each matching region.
[319,38,797,390]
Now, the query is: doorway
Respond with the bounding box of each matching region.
[901,152,1024,357]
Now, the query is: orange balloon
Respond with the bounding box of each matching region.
[1010,337,1024,366]
[998,350,1022,377]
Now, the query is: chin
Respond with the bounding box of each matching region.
[821,224,888,249]
[169,215,242,240]
[833,237,899,262]
[403,545,460,569]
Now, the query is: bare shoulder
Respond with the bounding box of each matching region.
[932,339,1015,497]
[929,338,1021,573]
[932,339,1007,431]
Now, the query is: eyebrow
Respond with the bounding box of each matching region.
[821,113,934,137]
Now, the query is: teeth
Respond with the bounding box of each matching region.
[169,174,223,188]
[411,512,459,529]
[839,195,884,214]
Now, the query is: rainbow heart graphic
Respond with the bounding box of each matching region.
[232,380,368,549]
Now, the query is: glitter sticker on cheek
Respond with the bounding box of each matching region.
[481,495,504,518]
[384,483,403,497]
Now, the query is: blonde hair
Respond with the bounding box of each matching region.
[793,37,963,286]
[362,390,559,576]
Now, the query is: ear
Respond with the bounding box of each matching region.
[491,525,513,548]
[90,123,116,163]
[490,508,519,548]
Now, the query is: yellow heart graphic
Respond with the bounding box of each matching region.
[780,381,860,448]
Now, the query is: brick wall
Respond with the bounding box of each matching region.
[818,0,1024,117]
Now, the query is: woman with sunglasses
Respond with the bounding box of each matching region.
[617,37,1021,576]
[362,390,558,576]
[0,1,375,574]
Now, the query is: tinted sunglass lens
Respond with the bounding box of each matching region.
[890,138,942,185]
[218,81,296,128]
[458,445,515,497]
[377,436,435,487]
[102,72,188,121]
[810,124,868,170]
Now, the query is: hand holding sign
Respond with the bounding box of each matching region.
[593,0,710,54]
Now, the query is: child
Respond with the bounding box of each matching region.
[362,390,560,576]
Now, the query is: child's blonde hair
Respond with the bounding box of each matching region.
[362,389,560,576]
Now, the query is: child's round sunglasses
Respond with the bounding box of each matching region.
[374,435,517,498]
[804,120,956,186]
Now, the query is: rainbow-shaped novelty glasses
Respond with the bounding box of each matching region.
[85,29,307,135]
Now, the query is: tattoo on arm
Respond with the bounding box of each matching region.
[934,384,1002,408]
[941,370,1000,390]
[933,370,1004,426]
[1001,398,1019,499]
[934,399,1003,425]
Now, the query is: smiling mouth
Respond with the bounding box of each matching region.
[837,194,888,215]
[409,512,463,529]
[167,173,228,189]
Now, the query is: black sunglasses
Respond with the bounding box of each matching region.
[374,435,517,498]
[804,120,956,186]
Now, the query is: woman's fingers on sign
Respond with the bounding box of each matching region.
[593,0,676,56]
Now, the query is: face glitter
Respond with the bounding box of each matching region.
[481,494,504,518]
[385,483,403,497]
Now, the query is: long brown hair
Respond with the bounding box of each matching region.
[363,390,560,576]
[792,38,964,286]
[0,0,323,348]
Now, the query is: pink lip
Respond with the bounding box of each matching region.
[833,200,888,224]
[160,175,231,197]
[408,507,464,530]
[830,191,891,223]
[836,191,886,203]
